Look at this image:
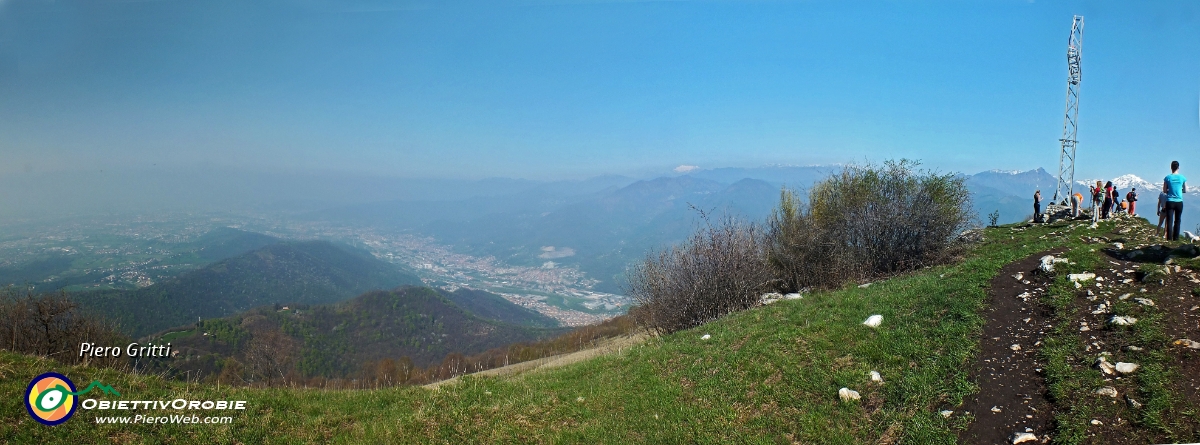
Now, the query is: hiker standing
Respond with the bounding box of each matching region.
[1157,190,1169,237]
[1102,181,1114,219]
[1091,181,1103,222]
[1126,188,1138,216]
[1033,190,1042,223]
[1163,160,1188,241]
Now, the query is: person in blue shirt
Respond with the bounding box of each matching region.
[1162,160,1188,241]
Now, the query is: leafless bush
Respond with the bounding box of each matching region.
[243,329,299,385]
[0,287,129,368]
[625,215,775,334]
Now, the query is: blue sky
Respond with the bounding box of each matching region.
[0,0,1197,180]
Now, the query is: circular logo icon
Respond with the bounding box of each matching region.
[25,372,78,426]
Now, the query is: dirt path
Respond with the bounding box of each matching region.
[959,250,1062,444]
[425,333,648,389]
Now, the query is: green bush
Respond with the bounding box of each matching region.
[768,159,973,291]
[626,160,974,334]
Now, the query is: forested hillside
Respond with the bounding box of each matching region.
[438,288,559,328]
[147,286,566,381]
[73,241,422,337]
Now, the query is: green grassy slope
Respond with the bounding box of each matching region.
[73,241,423,337]
[5,220,1194,444]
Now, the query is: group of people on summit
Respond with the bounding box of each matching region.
[1032,160,1188,241]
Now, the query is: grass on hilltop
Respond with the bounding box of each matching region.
[3,219,1180,444]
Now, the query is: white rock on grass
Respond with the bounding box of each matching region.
[869,371,883,383]
[858,283,873,289]
[1069,273,1096,282]
[1134,298,1156,307]
[760,293,782,305]
[1096,357,1116,375]
[939,410,953,418]
[1012,272,1024,281]
[1095,386,1118,397]
[838,387,861,402]
[1040,255,1054,272]
[1039,255,1067,272]
[1115,362,1139,375]
[1110,316,1138,326]
[1174,339,1200,349]
[784,293,803,300]
[863,315,883,328]
[701,334,711,340]
[1011,432,1039,444]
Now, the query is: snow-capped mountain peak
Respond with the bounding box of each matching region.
[1076,174,1199,197]
[1112,174,1157,191]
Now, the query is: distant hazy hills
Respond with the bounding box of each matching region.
[75,240,423,337]
[191,227,281,263]
[423,175,782,292]
[965,168,1059,223]
[316,165,1131,292]
[156,286,565,378]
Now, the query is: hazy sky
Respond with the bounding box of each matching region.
[1,0,1197,180]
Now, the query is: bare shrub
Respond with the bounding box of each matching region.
[243,329,299,385]
[624,215,775,334]
[0,287,129,368]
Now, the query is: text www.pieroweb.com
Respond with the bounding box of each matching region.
[94,414,234,424]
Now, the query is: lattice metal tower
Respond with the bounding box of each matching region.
[1053,15,1084,203]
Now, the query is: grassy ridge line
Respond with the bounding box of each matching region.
[0,223,1067,444]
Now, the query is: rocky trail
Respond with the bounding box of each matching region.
[962,220,1200,444]
[959,250,1060,444]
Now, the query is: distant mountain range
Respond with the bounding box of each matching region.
[74,239,424,337]
[321,165,1200,293]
